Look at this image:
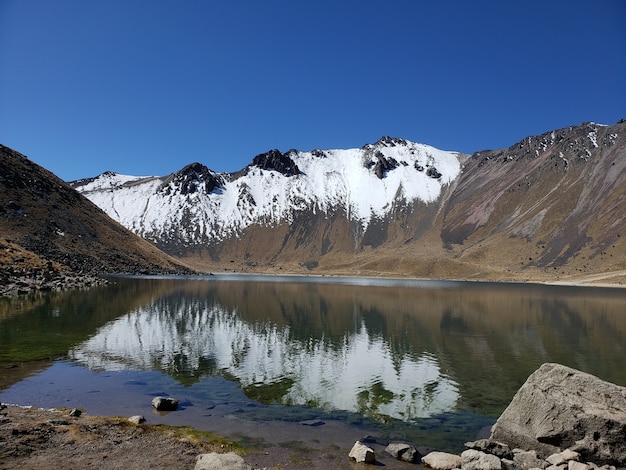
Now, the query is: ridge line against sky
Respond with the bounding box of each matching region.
[1,0,625,181]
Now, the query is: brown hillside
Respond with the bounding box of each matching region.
[181,121,626,285]
[440,120,626,283]
[0,144,193,281]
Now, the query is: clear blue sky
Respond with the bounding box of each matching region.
[1,0,625,181]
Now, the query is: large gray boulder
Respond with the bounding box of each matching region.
[490,363,626,466]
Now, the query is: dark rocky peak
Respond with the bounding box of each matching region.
[159,162,224,196]
[250,149,302,177]
[311,149,327,158]
[365,150,399,179]
[363,136,408,150]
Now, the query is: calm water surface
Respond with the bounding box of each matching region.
[1,275,625,452]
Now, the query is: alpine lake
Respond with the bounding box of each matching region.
[1,275,625,454]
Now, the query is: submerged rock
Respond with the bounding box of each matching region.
[385,442,419,462]
[151,397,179,411]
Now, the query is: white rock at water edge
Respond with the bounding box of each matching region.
[128,415,146,424]
[349,440,376,464]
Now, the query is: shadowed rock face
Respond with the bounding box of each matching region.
[366,151,400,179]
[490,363,626,466]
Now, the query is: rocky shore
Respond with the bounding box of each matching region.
[2,363,625,469]
[348,363,626,470]
[0,265,106,297]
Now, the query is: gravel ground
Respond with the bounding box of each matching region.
[0,404,422,469]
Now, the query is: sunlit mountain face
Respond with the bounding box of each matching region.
[70,121,626,283]
[72,138,462,248]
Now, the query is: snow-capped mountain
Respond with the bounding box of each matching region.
[73,137,463,251]
[71,120,626,282]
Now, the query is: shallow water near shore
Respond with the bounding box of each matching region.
[1,275,626,454]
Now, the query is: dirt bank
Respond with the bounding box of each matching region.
[0,404,421,469]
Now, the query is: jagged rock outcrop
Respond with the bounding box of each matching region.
[489,363,626,466]
[159,162,224,195]
[251,149,301,176]
[366,150,400,178]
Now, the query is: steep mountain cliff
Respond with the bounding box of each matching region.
[0,144,193,288]
[65,120,626,284]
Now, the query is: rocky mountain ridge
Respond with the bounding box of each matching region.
[71,120,626,284]
[72,137,462,250]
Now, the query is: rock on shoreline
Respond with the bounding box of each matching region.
[489,363,626,467]
[357,363,626,469]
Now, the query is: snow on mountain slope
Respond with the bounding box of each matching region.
[74,137,463,247]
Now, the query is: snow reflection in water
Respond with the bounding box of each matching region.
[70,300,458,421]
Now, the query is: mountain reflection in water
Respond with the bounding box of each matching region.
[63,275,626,420]
[70,298,458,421]
[2,275,626,429]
